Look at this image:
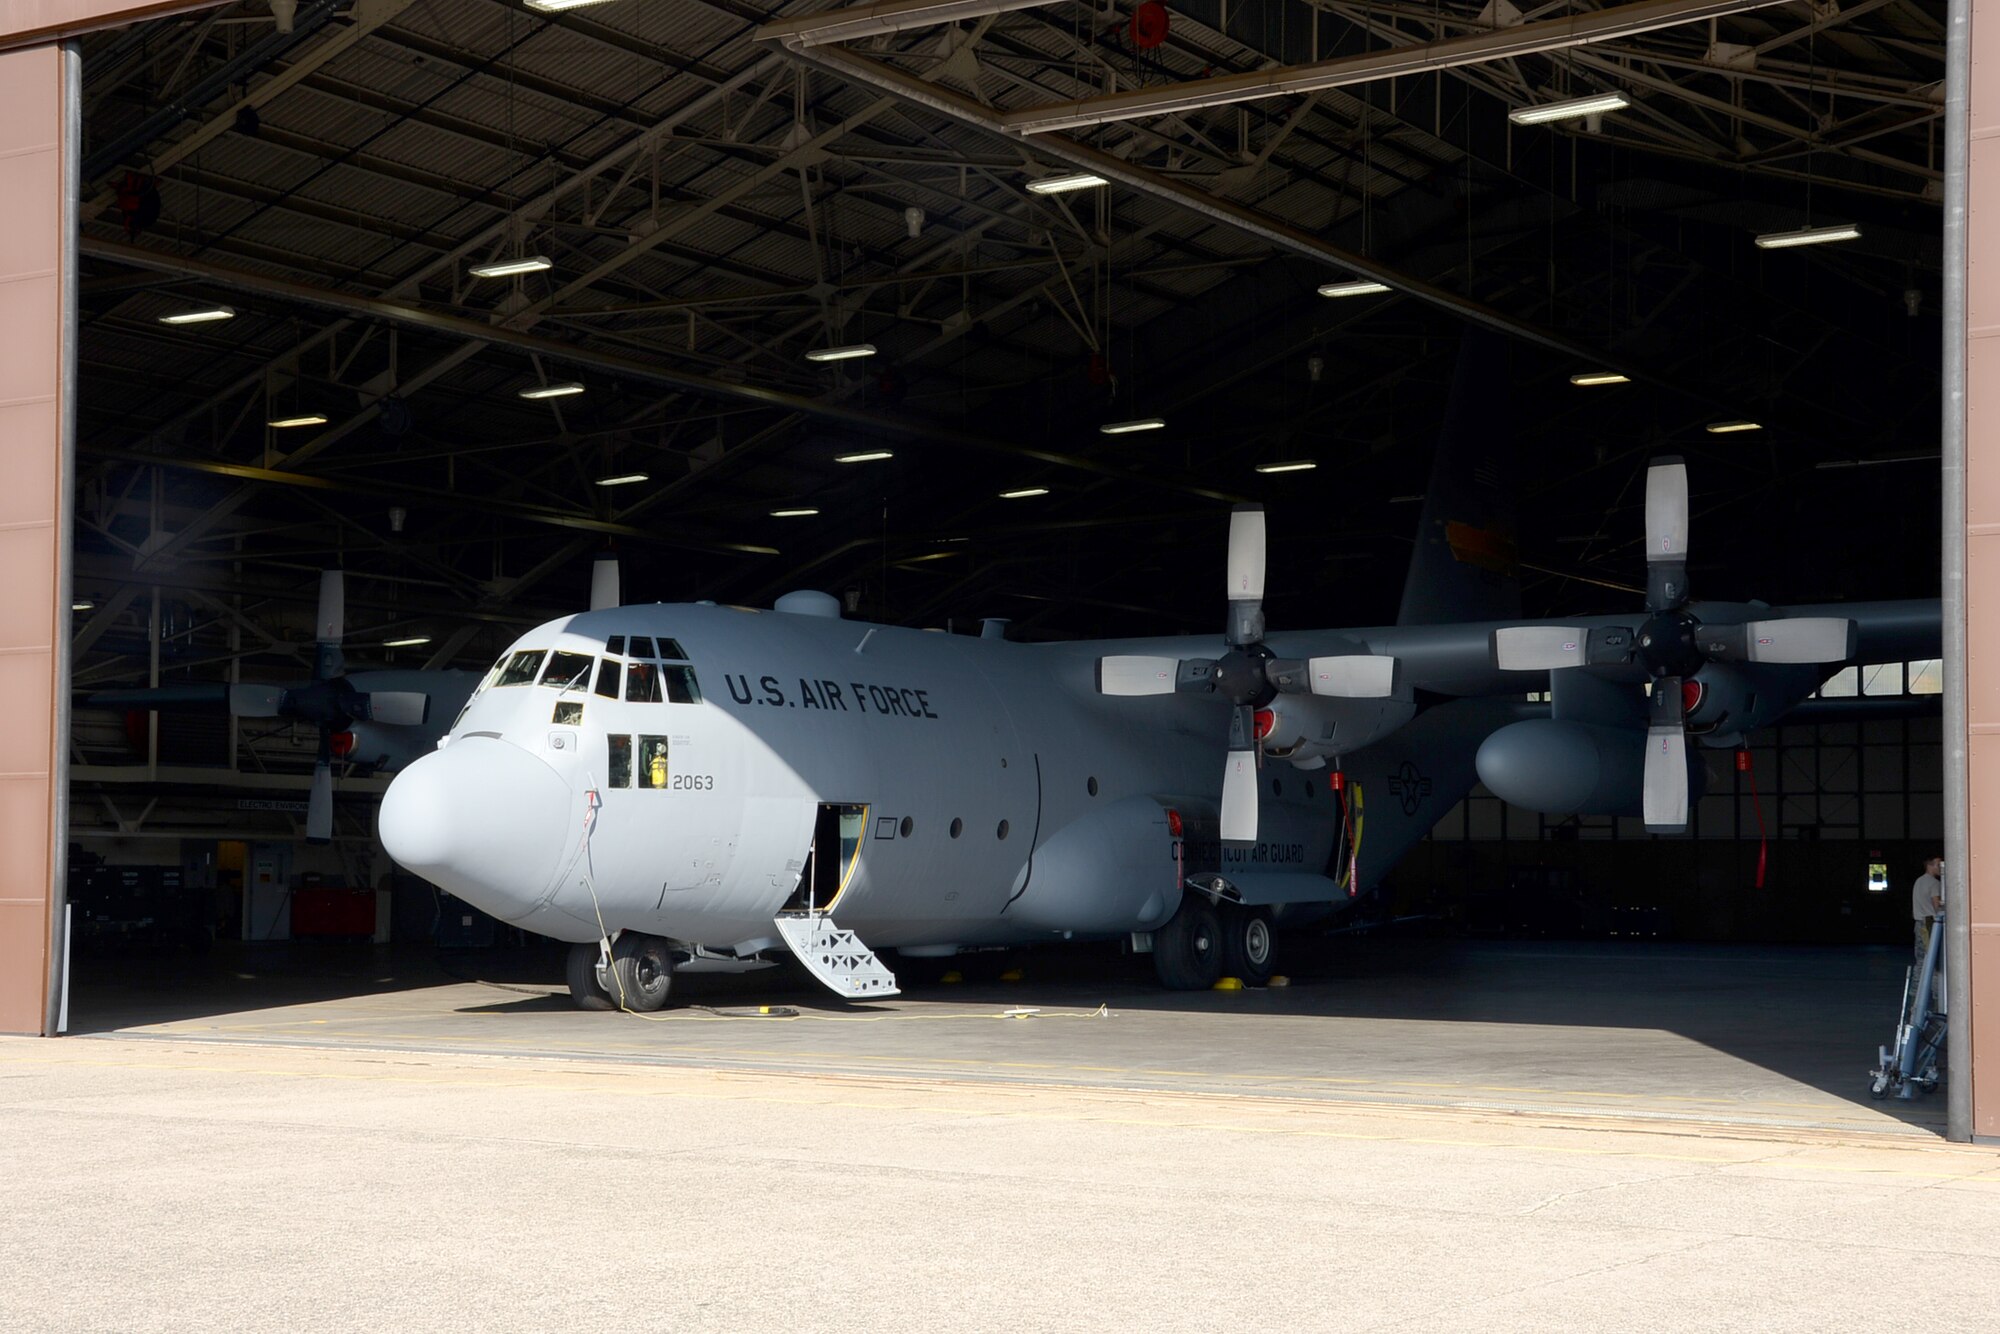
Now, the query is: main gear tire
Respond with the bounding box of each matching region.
[566,940,615,1011]
[1218,906,1276,986]
[608,932,676,1011]
[1154,897,1223,990]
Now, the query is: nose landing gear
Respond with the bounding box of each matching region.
[566,933,678,1011]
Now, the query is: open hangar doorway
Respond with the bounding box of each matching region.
[27,0,1969,1133]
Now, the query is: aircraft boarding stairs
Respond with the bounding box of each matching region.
[773,838,899,999]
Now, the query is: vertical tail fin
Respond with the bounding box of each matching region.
[1395,332,1522,626]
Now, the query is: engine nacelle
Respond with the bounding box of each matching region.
[1476,718,1705,817]
[1260,692,1415,765]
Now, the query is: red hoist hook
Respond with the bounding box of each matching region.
[1737,748,1768,889]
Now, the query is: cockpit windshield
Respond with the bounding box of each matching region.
[541,650,595,691]
[492,649,545,687]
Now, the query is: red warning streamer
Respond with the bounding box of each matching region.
[1737,748,1768,889]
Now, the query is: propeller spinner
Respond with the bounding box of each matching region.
[1098,504,1399,843]
[1489,456,1856,833]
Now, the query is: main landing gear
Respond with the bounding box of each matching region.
[1153,897,1276,989]
[566,933,677,1012]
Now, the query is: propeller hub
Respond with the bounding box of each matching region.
[1636,611,1703,678]
[1213,645,1276,707]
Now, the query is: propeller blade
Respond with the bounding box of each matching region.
[1644,457,1690,612]
[1492,625,1591,671]
[1266,655,1399,698]
[1704,617,1857,665]
[306,759,334,845]
[355,691,429,726]
[314,570,346,682]
[1642,675,1690,833]
[1226,504,1266,647]
[1221,749,1258,843]
[589,553,620,612]
[85,684,231,712]
[1098,655,1182,697]
[228,683,288,718]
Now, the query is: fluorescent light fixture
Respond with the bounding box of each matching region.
[519,381,585,400]
[999,487,1049,499]
[1318,279,1391,298]
[71,601,94,612]
[835,450,895,463]
[1508,92,1630,126]
[524,0,621,12]
[770,508,820,518]
[159,305,235,325]
[382,636,431,648]
[805,343,876,362]
[1099,417,1165,435]
[1754,223,1862,250]
[1026,171,1108,195]
[468,255,552,278]
[1569,372,1629,386]
[1706,419,1762,434]
[1255,460,1317,474]
[594,472,650,487]
[266,413,328,428]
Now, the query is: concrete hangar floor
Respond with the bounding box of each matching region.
[5,935,1999,1332]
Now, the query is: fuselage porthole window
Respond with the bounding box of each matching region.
[949,818,963,839]
[638,735,670,789]
[899,816,914,839]
[1087,776,1099,797]
[626,662,662,704]
[493,650,545,687]
[663,665,702,704]
[996,819,1009,840]
[594,659,621,699]
[608,735,632,788]
[628,636,655,659]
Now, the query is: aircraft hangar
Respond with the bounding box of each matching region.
[2,2,1999,1323]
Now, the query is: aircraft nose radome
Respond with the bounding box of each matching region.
[379,737,574,920]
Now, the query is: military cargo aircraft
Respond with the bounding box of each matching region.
[376,426,1936,1011]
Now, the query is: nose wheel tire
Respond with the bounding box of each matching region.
[609,932,676,1011]
[1153,897,1223,990]
[1219,906,1276,987]
[566,941,615,1011]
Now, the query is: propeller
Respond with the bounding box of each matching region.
[1489,456,1856,832]
[1097,503,1400,843]
[88,569,436,844]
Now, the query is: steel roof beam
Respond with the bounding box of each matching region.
[756,0,1060,50]
[974,0,1797,135]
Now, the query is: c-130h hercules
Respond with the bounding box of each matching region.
[378,351,1938,1011]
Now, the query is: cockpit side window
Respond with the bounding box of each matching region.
[493,650,545,687]
[593,659,620,699]
[625,662,662,703]
[605,635,625,656]
[628,636,655,659]
[657,638,687,661]
[662,665,702,705]
[542,650,594,690]
[607,735,632,788]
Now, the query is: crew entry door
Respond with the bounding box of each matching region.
[782,803,867,914]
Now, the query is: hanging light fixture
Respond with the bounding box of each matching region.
[835,450,894,463]
[1026,171,1108,195]
[999,487,1050,499]
[1569,372,1629,386]
[805,344,877,362]
[1255,460,1317,474]
[1753,224,1861,250]
[770,508,820,517]
[1508,92,1630,125]
[469,255,553,278]
[1706,420,1763,434]
[267,413,329,428]
[1099,417,1165,435]
[159,305,235,325]
[594,473,650,487]
[519,381,585,400]
[383,636,432,648]
[1317,279,1390,298]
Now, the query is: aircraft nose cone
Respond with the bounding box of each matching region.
[379,736,574,921]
